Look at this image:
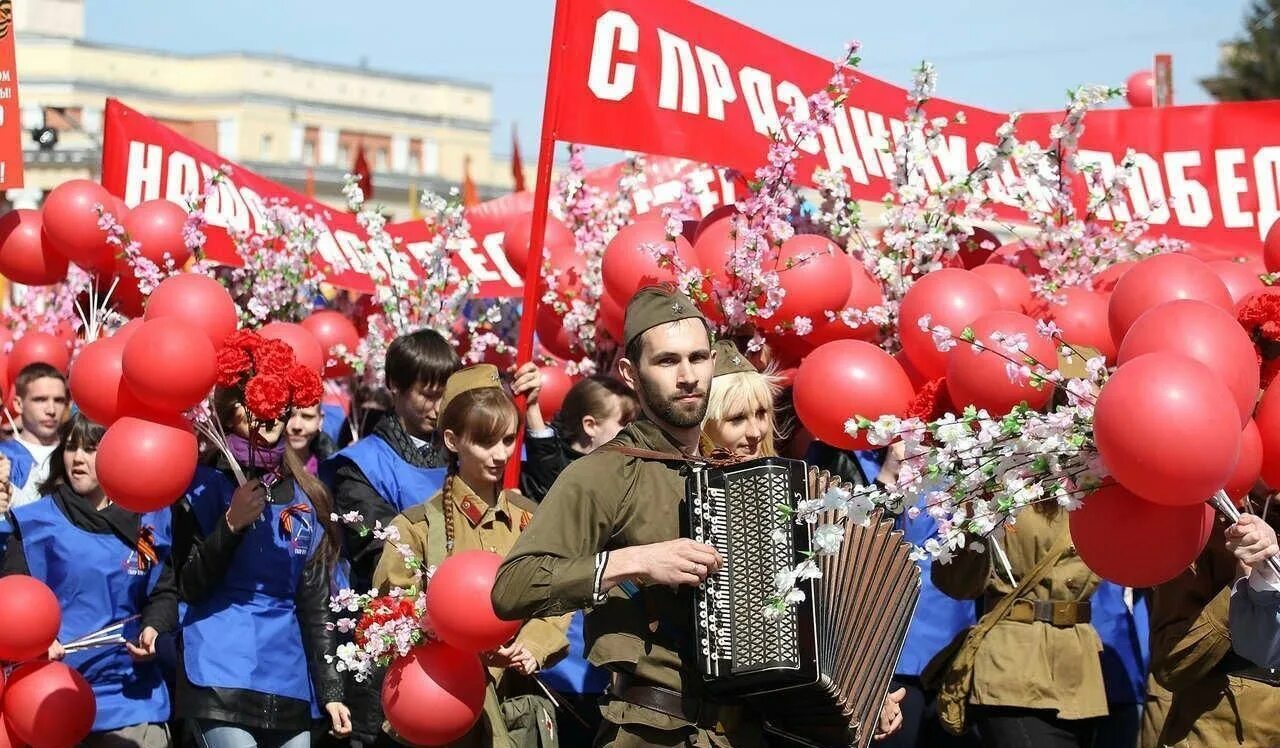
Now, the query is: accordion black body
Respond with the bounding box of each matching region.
[683,457,922,748]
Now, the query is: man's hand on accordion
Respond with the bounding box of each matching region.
[604,538,724,590]
[873,687,906,741]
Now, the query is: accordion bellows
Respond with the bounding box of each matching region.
[685,457,921,748]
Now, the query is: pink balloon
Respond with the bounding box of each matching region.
[1107,253,1233,347]
[601,220,694,301]
[805,257,883,345]
[898,269,1001,379]
[794,340,915,450]
[946,311,1058,414]
[772,235,853,325]
[971,263,1032,312]
[1208,259,1266,305]
[1126,70,1155,108]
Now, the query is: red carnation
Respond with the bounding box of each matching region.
[253,339,297,378]
[223,329,264,353]
[905,378,954,422]
[215,346,253,388]
[244,374,291,422]
[290,364,324,409]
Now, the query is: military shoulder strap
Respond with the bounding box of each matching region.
[598,444,739,466]
[421,498,448,567]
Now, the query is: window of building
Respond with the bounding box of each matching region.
[409,138,423,176]
[259,133,273,159]
[375,148,388,172]
[303,126,319,166]
[337,145,349,166]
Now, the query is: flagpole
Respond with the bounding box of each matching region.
[504,0,572,490]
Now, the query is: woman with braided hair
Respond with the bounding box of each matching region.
[2,413,178,748]
[372,364,569,748]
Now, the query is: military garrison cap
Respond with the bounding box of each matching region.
[712,339,756,378]
[623,285,707,351]
[439,363,503,414]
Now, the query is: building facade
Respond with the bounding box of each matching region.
[10,0,523,218]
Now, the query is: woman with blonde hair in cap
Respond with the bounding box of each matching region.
[372,364,569,748]
[700,339,782,460]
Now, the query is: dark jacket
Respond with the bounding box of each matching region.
[172,467,342,731]
[2,485,179,635]
[519,429,586,503]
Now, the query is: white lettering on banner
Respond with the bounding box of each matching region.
[453,236,502,282]
[694,46,737,121]
[1129,154,1171,225]
[934,135,970,181]
[1163,152,1211,228]
[164,151,202,205]
[657,29,699,114]
[740,66,781,137]
[237,186,270,234]
[334,230,371,275]
[1217,148,1253,229]
[1076,150,1130,222]
[587,11,638,101]
[124,142,164,205]
[685,168,719,215]
[482,232,524,288]
[819,107,869,185]
[1253,147,1280,239]
[313,231,350,273]
[777,81,820,156]
[848,107,894,178]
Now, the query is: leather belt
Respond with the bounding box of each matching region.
[1220,652,1280,686]
[608,673,721,728]
[999,599,1091,627]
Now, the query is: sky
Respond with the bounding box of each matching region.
[84,0,1251,165]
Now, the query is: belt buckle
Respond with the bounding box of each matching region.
[1049,601,1072,627]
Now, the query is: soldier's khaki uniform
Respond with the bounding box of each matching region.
[1149,514,1280,748]
[374,480,569,748]
[492,418,767,748]
[930,507,1109,722]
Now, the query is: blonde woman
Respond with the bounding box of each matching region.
[700,339,781,459]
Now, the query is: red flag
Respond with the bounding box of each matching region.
[462,155,480,208]
[511,125,526,193]
[352,141,373,200]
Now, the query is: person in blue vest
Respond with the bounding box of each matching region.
[1090,582,1151,748]
[0,362,70,510]
[323,330,459,591]
[174,388,351,748]
[286,404,337,476]
[2,413,178,748]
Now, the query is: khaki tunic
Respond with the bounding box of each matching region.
[931,507,1109,720]
[373,480,569,748]
[1149,514,1280,748]
[491,419,766,746]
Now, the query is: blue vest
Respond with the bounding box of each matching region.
[1091,581,1149,705]
[893,494,979,677]
[180,467,323,710]
[325,434,445,513]
[14,496,173,731]
[321,403,345,443]
[0,438,38,493]
[540,612,609,695]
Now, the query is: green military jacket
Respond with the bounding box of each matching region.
[492,418,706,732]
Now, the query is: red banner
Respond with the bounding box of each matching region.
[544,0,1280,248]
[0,13,23,190]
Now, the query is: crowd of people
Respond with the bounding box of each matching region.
[0,285,1277,748]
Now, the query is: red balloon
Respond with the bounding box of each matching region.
[1070,484,1213,587]
[0,576,60,662]
[144,273,238,348]
[985,242,1044,276]
[765,332,815,370]
[426,551,521,653]
[4,661,95,748]
[109,319,145,345]
[7,333,71,382]
[794,340,914,450]
[259,322,323,375]
[1265,220,1280,274]
[1227,420,1264,502]
[39,180,113,268]
[69,339,128,425]
[691,217,738,292]
[773,235,853,325]
[301,311,361,378]
[971,263,1032,312]
[1254,380,1280,489]
[946,311,1058,414]
[597,292,625,342]
[1107,253,1233,347]
[537,366,574,422]
[534,305,578,361]
[97,417,197,512]
[122,199,192,268]
[1208,259,1266,305]
[1093,261,1135,294]
[895,351,929,392]
[501,214,576,277]
[0,210,67,286]
[382,642,486,747]
[122,318,216,412]
[898,269,1001,379]
[1095,352,1241,506]
[957,227,1000,269]
[602,220,695,301]
[1126,70,1155,108]
[1041,288,1114,360]
[693,204,738,242]
[805,258,883,346]
[0,717,21,748]
[1116,299,1259,427]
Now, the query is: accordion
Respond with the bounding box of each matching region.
[683,457,921,748]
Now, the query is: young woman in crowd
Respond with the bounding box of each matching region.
[174,389,351,748]
[373,364,568,748]
[3,414,177,748]
[700,338,780,459]
[520,374,637,502]
[286,404,337,475]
